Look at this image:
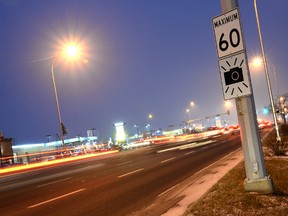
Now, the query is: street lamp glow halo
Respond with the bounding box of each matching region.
[61,44,82,61]
[225,101,232,109]
[66,45,79,57]
[252,56,263,67]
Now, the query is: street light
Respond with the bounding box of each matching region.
[224,101,232,109]
[254,0,281,142]
[185,101,195,121]
[51,44,80,147]
[251,56,280,98]
[66,45,79,57]
[147,114,153,137]
[224,101,232,115]
[134,124,139,136]
[186,108,191,121]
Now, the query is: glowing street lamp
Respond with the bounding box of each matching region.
[224,101,232,108]
[186,108,191,121]
[134,124,139,136]
[66,45,79,57]
[251,56,280,97]
[147,114,153,137]
[51,43,81,147]
[224,101,232,112]
[186,101,195,121]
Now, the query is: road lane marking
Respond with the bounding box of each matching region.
[160,157,176,164]
[118,168,144,178]
[36,177,72,188]
[184,150,195,155]
[116,161,133,166]
[157,140,216,153]
[180,140,215,150]
[157,142,196,153]
[157,143,197,153]
[27,188,86,208]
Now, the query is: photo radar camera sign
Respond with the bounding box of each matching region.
[224,66,243,85]
[219,52,252,100]
[212,8,244,59]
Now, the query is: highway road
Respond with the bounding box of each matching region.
[0,133,244,216]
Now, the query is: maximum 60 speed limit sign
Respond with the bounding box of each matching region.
[212,8,252,100]
[212,8,244,59]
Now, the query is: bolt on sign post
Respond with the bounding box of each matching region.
[212,0,274,193]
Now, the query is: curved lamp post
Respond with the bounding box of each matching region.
[51,45,80,147]
[254,0,281,142]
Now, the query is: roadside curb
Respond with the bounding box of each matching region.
[133,148,244,216]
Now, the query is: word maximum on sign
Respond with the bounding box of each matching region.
[213,11,238,28]
[212,8,244,59]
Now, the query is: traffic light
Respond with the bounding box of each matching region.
[262,107,269,115]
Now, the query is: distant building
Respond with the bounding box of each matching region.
[0,132,14,165]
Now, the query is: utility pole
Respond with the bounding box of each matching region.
[216,0,274,193]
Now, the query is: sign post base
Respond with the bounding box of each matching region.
[244,175,274,194]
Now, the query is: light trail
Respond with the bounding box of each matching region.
[0,150,118,175]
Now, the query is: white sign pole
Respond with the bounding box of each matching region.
[219,0,273,193]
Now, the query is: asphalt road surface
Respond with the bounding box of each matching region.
[0,133,244,216]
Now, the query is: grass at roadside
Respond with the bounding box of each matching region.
[185,158,288,216]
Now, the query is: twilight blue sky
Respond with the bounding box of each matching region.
[0,0,288,144]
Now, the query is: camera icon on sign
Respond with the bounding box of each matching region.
[224,67,244,86]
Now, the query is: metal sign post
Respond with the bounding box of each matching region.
[212,0,274,193]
